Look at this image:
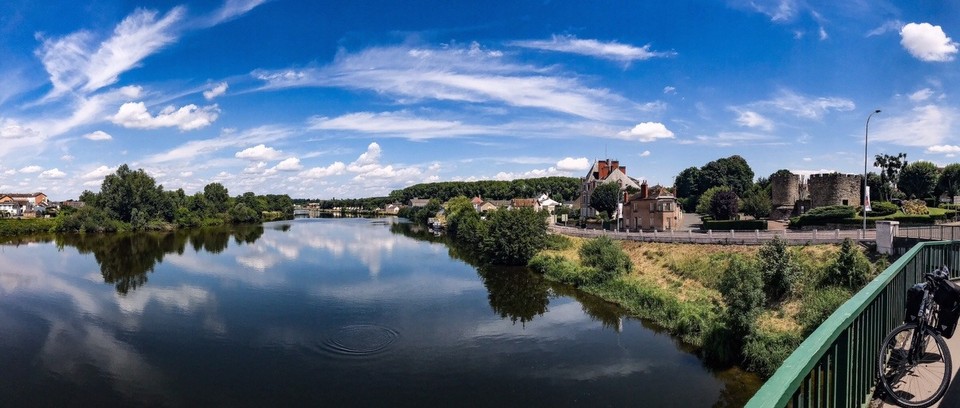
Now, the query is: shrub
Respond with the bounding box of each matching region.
[718,256,764,341]
[758,236,798,302]
[529,254,591,286]
[579,236,632,282]
[743,330,803,377]
[696,186,732,215]
[797,286,851,336]
[902,199,928,215]
[824,239,872,289]
[789,205,856,228]
[867,201,898,217]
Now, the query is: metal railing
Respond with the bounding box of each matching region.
[897,225,960,241]
[745,241,960,408]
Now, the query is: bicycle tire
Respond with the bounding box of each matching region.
[877,323,952,407]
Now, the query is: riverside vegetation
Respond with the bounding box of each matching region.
[529,235,884,376]
[438,193,884,376]
[0,164,293,236]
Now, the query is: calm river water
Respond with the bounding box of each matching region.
[0,217,760,407]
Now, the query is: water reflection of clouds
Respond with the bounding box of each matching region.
[311,274,483,302]
[472,300,597,340]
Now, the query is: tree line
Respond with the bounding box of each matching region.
[59,164,293,232]
[388,177,581,204]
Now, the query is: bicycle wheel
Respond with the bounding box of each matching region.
[877,323,952,407]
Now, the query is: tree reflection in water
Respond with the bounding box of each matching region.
[56,226,264,295]
[477,266,550,325]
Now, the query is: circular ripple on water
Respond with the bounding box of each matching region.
[322,325,399,356]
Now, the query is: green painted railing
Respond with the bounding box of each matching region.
[746,241,960,408]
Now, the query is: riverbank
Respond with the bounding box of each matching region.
[531,234,877,377]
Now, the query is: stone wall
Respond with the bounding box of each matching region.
[808,173,861,209]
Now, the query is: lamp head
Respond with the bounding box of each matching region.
[874,109,881,113]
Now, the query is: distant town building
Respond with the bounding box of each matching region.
[623,182,683,231]
[0,192,49,217]
[579,159,642,219]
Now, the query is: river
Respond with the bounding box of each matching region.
[0,217,760,407]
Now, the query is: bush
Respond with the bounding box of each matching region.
[867,201,898,217]
[758,236,798,302]
[824,239,872,289]
[902,199,928,215]
[743,330,803,377]
[702,219,767,231]
[579,236,632,282]
[529,254,591,286]
[0,218,58,236]
[797,286,851,336]
[718,256,764,341]
[789,205,856,228]
[696,186,731,215]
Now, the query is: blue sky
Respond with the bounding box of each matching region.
[1,0,959,199]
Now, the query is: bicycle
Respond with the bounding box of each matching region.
[877,266,960,407]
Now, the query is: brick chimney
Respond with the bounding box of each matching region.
[598,160,610,179]
[640,181,649,199]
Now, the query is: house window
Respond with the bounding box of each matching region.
[842,199,849,206]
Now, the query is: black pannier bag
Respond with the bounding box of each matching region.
[934,279,960,339]
[905,283,926,323]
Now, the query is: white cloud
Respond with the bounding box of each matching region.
[350,142,382,170]
[1,119,41,139]
[243,161,267,174]
[235,144,282,161]
[112,102,220,131]
[299,162,346,179]
[83,165,114,180]
[867,20,904,37]
[616,122,675,142]
[493,167,567,181]
[733,109,774,131]
[19,165,43,173]
[663,86,676,94]
[871,105,955,147]
[203,82,228,100]
[254,43,635,120]
[694,132,778,146]
[640,150,651,157]
[203,0,266,26]
[40,168,66,179]
[83,130,113,141]
[274,157,302,171]
[37,7,185,98]
[310,111,486,140]
[509,35,675,62]
[762,90,855,119]
[900,22,959,62]
[927,145,960,154]
[909,88,935,102]
[731,0,798,22]
[143,125,293,164]
[556,157,590,171]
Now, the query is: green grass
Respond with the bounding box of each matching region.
[0,218,57,236]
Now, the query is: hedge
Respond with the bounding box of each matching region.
[702,219,768,231]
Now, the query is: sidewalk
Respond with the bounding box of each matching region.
[550,224,875,245]
[876,326,960,407]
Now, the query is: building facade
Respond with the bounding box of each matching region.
[622,183,683,231]
[579,159,642,219]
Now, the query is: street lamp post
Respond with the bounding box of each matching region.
[864,109,881,238]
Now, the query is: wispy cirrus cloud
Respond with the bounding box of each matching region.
[142,125,294,164]
[36,7,186,99]
[872,105,955,147]
[253,42,637,120]
[739,89,854,120]
[732,108,774,131]
[508,35,675,62]
[309,111,489,140]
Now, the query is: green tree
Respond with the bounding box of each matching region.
[696,186,731,215]
[897,161,940,199]
[482,208,548,265]
[228,203,260,224]
[757,236,797,302]
[579,236,632,282]
[710,190,740,220]
[718,256,764,343]
[590,181,621,218]
[874,153,907,200]
[825,239,872,289]
[203,183,230,214]
[698,155,755,196]
[97,164,168,223]
[741,187,771,219]
[444,196,478,238]
[938,163,960,202]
